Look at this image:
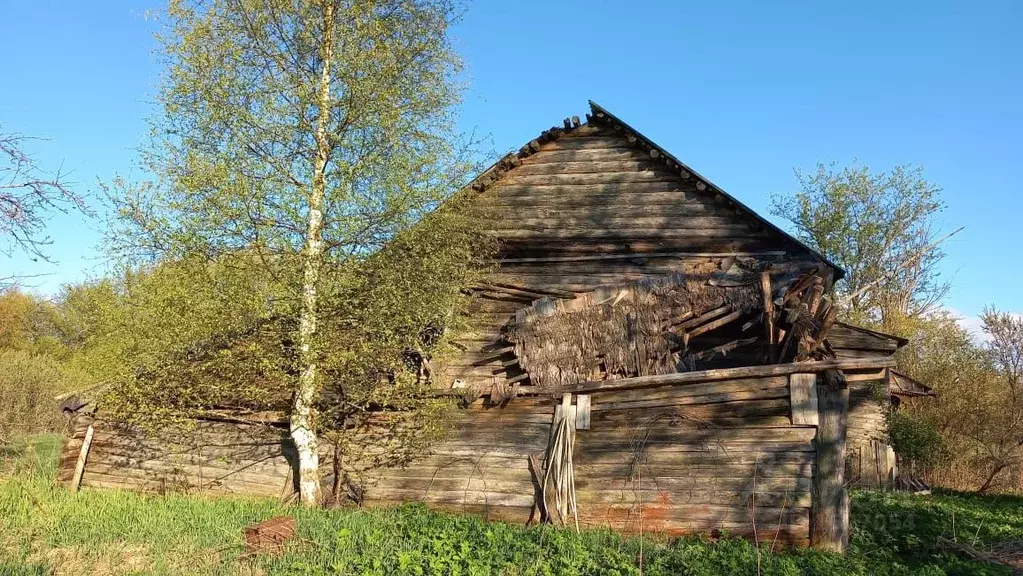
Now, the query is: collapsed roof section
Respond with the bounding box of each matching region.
[503,265,865,389]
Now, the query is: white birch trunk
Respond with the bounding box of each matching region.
[290,0,335,507]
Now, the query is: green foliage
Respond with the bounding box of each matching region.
[0,351,80,443]
[892,310,1023,492]
[93,0,492,472]
[886,408,946,470]
[850,490,1023,575]
[0,288,66,358]
[4,439,1023,575]
[771,163,947,329]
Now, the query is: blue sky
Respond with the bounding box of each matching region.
[1,1,1020,324]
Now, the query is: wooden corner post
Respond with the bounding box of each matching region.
[811,369,850,552]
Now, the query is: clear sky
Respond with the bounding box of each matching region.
[1,1,1020,325]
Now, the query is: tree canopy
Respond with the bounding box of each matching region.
[101,0,491,504]
[771,163,950,331]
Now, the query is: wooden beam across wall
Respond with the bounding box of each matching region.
[498,251,788,264]
[493,357,895,398]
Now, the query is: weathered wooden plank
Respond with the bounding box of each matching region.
[485,216,748,231]
[591,386,791,412]
[65,443,291,472]
[501,171,680,187]
[572,449,813,467]
[529,358,897,397]
[588,399,793,422]
[361,463,533,481]
[572,489,811,508]
[77,466,285,493]
[603,381,793,406]
[590,413,795,429]
[790,373,819,426]
[464,396,558,412]
[576,425,816,444]
[364,488,536,508]
[362,500,534,524]
[487,205,735,221]
[574,439,816,454]
[827,326,900,351]
[493,228,769,240]
[574,503,810,526]
[833,348,895,360]
[571,460,812,478]
[490,186,690,201]
[497,251,788,264]
[495,259,713,277]
[511,159,658,176]
[576,395,591,430]
[60,440,290,466]
[811,370,850,552]
[539,136,635,150]
[498,238,779,257]
[519,149,644,165]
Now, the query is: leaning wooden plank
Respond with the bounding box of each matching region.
[676,306,730,331]
[689,337,758,361]
[528,357,896,397]
[686,310,745,340]
[70,424,95,491]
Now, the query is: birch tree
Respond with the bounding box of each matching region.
[109,0,474,505]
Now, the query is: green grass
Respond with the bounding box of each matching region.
[2,436,1021,575]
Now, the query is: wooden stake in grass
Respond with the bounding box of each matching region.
[71,424,94,492]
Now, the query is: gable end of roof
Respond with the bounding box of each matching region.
[586,100,845,280]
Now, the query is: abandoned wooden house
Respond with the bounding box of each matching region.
[58,101,932,550]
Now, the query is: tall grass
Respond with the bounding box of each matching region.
[2,435,1022,575]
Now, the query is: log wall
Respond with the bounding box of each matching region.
[58,417,296,498]
[828,324,900,488]
[58,371,820,545]
[846,380,895,487]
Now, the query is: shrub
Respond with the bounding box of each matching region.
[886,408,945,471]
[0,349,78,443]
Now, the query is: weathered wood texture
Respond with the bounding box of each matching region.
[59,371,815,546]
[57,416,296,498]
[347,372,814,545]
[811,370,850,552]
[846,379,895,488]
[433,120,829,392]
